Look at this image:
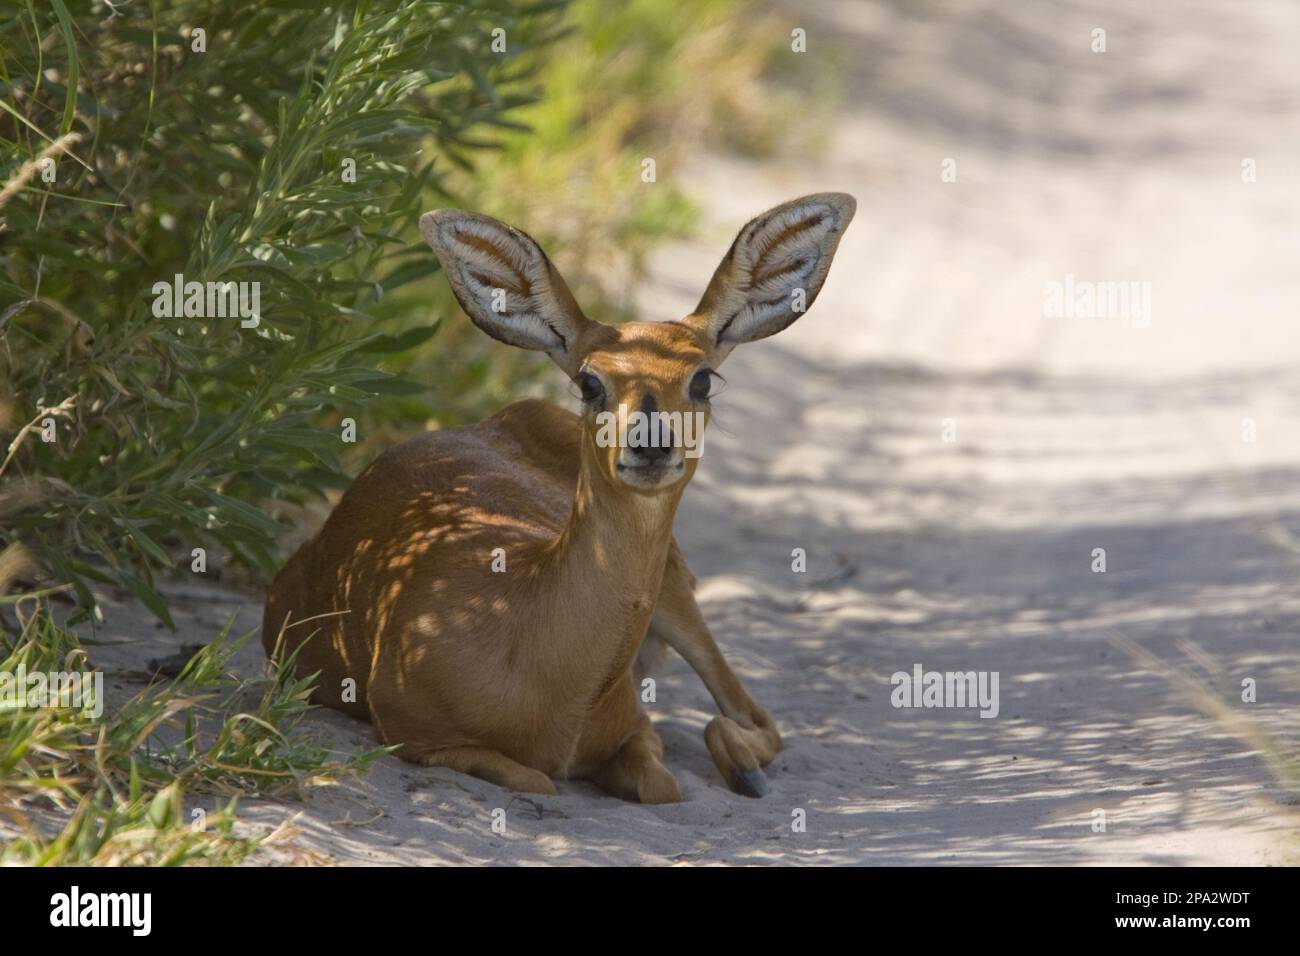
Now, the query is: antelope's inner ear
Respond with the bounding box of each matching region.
[420,209,596,375]
[687,192,856,364]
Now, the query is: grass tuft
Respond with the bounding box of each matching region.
[1,595,381,865]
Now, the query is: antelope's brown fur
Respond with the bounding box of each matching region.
[263,193,855,801]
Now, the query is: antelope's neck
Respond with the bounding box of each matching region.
[554,463,681,596]
[539,451,682,679]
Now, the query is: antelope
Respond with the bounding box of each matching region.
[262,193,856,802]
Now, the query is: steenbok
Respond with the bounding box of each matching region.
[263,193,855,801]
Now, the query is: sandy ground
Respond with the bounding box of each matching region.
[33,0,1300,864]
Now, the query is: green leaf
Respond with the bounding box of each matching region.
[147,784,178,829]
[355,321,441,354]
[351,375,428,396]
[114,569,176,631]
[48,0,80,136]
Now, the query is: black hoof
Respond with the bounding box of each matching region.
[731,767,769,798]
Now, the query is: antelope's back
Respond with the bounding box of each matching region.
[262,399,582,690]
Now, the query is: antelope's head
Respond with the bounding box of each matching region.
[419,193,855,495]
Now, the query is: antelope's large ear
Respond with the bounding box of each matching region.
[687,193,855,364]
[420,209,594,375]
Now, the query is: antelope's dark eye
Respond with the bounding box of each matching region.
[577,371,605,404]
[689,368,714,402]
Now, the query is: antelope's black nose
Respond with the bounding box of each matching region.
[627,392,673,464]
[631,441,672,464]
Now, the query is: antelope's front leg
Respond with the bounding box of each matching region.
[577,675,681,804]
[650,545,783,797]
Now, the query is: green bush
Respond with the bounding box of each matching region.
[0,0,564,624]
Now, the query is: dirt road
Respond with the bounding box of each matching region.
[636,0,1300,864]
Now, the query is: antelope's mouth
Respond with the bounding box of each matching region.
[615,459,686,489]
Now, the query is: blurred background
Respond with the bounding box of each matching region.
[2,0,1298,864]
